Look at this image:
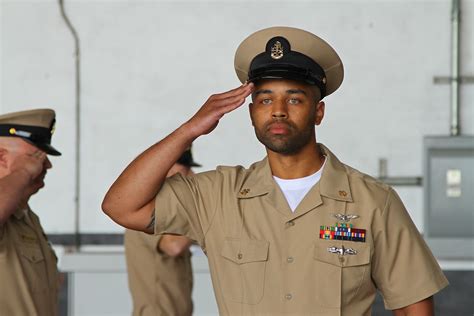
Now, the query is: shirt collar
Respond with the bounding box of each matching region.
[237,157,273,199]
[12,205,29,220]
[318,144,353,202]
[237,143,353,202]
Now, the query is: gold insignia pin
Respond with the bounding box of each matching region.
[240,188,250,195]
[271,41,284,60]
[21,234,37,243]
[9,127,16,135]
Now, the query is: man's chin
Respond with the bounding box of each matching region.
[31,181,45,194]
[260,137,296,154]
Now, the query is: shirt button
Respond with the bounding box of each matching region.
[237,253,243,260]
[339,257,345,263]
[285,293,293,300]
[286,221,295,227]
[287,256,294,263]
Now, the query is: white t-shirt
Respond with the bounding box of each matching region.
[273,158,326,212]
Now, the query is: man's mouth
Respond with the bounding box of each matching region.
[36,171,47,182]
[267,122,291,135]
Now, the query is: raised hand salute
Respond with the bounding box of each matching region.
[185,82,254,137]
[0,148,50,222]
[102,83,254,232]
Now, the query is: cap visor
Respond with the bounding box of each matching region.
[37,143,62,156]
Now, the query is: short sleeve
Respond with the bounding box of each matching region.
[154,171,218,247]
[371,188,449,309]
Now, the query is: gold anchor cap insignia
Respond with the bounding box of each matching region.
[271,41,284,60]
[50,119,56,135]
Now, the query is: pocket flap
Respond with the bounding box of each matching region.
[20,247,45,264]
[314,241,370,267]
[221,238,269,264]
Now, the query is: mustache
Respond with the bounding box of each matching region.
[34,170,47,181]
[264,119,296,131]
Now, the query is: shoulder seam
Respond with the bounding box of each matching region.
[345,166,391,192]
[381,188,394,217]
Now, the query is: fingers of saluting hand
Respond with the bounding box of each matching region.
[210,83,254,113]
[187,83,254,136]
[213,82,254,100]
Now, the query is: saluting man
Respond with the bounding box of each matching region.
[103,27,448,315]
[0,109,61,316]
[124,147,200,316]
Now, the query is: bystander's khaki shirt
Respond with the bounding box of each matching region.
[124,229,193,316]
[154,144,448,316]
[0,207,59,316]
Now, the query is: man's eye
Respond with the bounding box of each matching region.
[262,99,272,105]
[288,98,300,104]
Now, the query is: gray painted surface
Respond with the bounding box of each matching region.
[424,136,474,239]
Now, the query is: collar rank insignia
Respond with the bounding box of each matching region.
[327,246,357,256]
[332,213,359,222]
[320,223,366,242]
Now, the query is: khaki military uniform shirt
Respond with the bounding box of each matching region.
[154,144,448,316]
[0,207,59,316]
[124,229,193,316]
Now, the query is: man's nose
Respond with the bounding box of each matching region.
[44,157,52,169]
[271,100,288,119]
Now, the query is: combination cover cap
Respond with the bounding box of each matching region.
[0,108,61,156]
[177,146,201,167]
[234,26,344,98]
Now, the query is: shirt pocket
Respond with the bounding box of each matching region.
[313,241,371,308]
[219,237,269,304]
[19,246,48,292]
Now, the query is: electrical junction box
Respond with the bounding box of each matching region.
[424,136,474,259]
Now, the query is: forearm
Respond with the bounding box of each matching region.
[102,122,197,230]
[0,169,31,224]
[158,234,192,257]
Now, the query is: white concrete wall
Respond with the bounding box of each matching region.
[1,0,473,233]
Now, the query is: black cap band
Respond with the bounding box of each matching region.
[0,123,51,142]
[248,36,327,98]
[0,123,61,156]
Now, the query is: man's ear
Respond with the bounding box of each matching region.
[248,103,255,126]
[315,101,325,125]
